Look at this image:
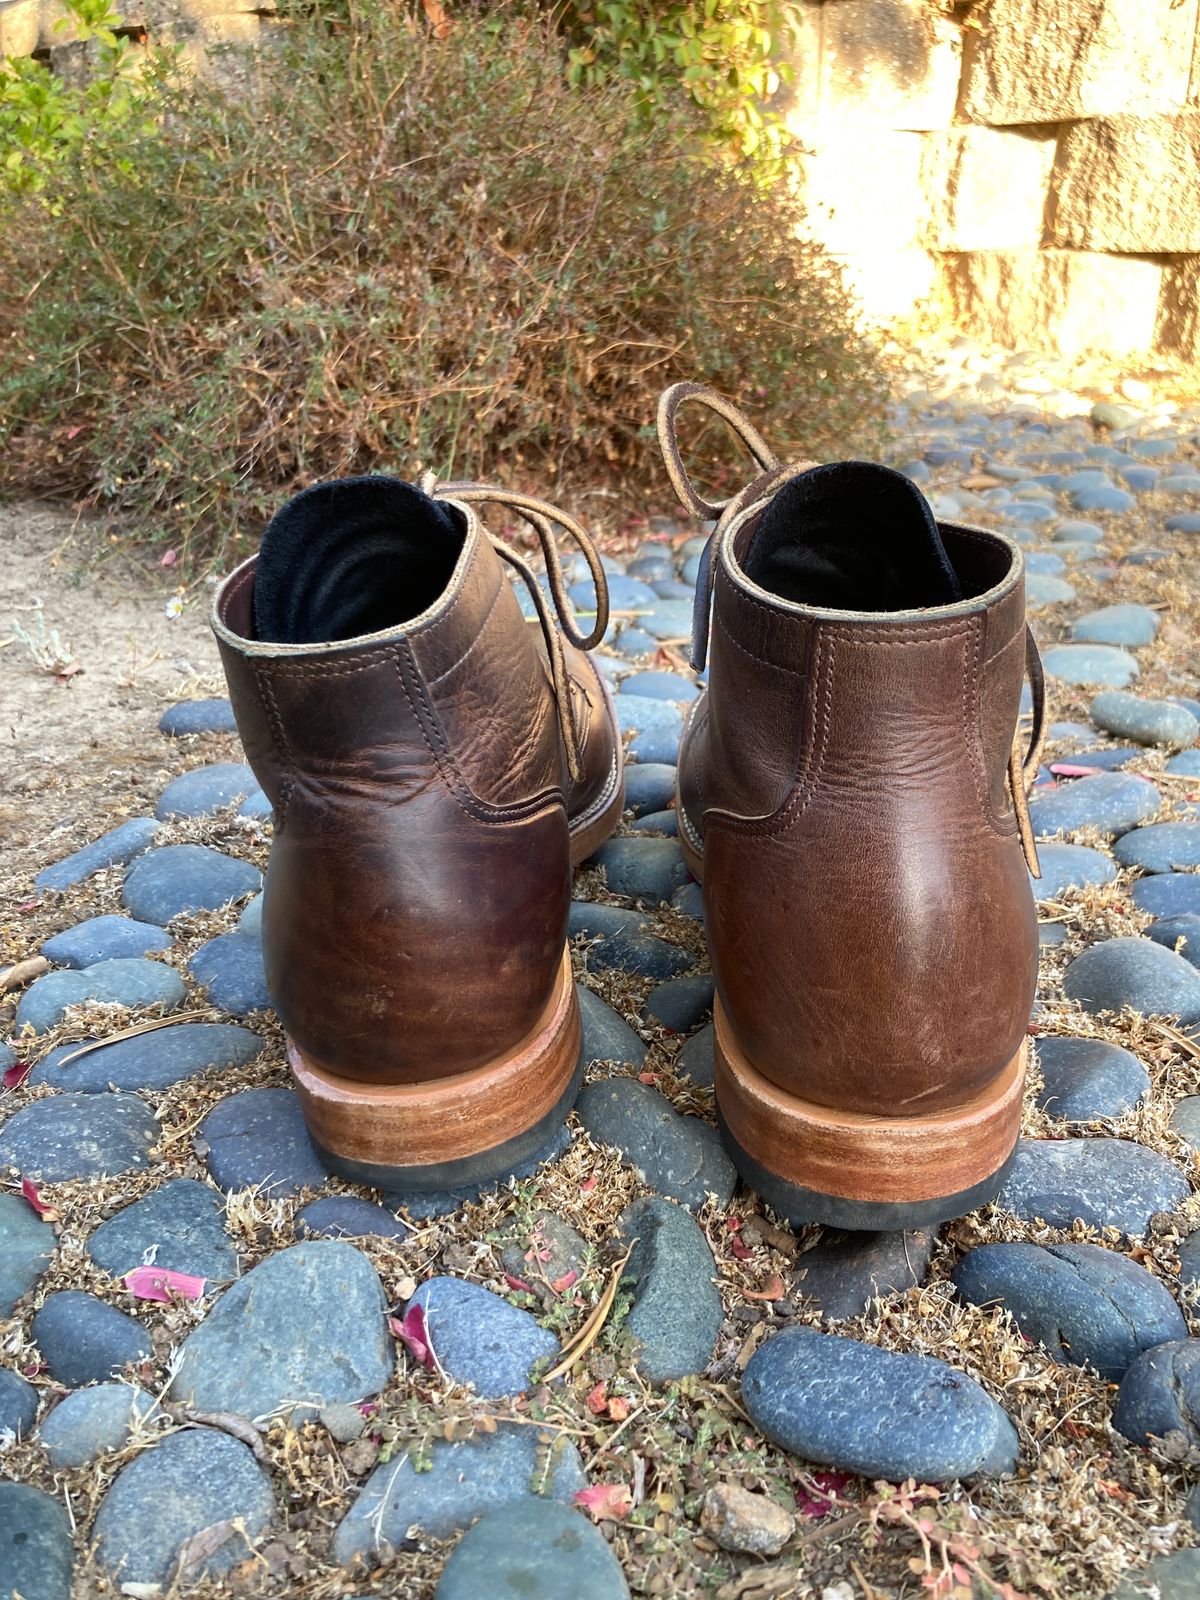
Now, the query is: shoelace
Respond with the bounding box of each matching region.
[656,382,1046,878]
[418,473,608,784]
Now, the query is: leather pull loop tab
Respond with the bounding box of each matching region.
[1009,623,1047,879]
[421,475,610,785]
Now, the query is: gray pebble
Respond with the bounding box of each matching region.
[188,931,270,1016]
[1026,575,1076,608]
[642,974,713,1033]
[0,1367,38,1439]
[16,957,186,1035]
[435,1503,629,1600]
[1113,1338,1200,1448]
[499,1211,587,1288]
[1116,822,1200,874]
[172,1241,392,1420]
[1070,605,1159,647]
[156,762,258,820]
[0,1192,55,1315]
[0,1483,73,1600]
[1041,645,1139,689]
[1105,1551,1200,1600]
[617,1197,721,1382]
[93,1426,274,1583]
[623,764,678,817]
[239,893,264,935]
[953,1242,1184,1380]
[159,697,237,736]
[1146,914,1200,970]
[742,1328,1018,1481]
[678,1023,715,1088]
[1029,773,1160,838]
[87,1179,238,1281]
[621,670,699,703]
[333,1426,587,1561]
[0,1092,158,1182]
[589,838,689,904]
[578,985,646,1071]
[199,1085,327,1196]
[32,1291,152,1387]
[41,915,172,969]
[1091,690,1198,749]
[794,1228,935,1320]
[409,1277,558,1397]
[577,921,694,982]
[1032,842,1117,898]
[1063,936,1200,1025]
[296,1196,410,1241]
[1132,874,1200,917]
[576,1078,734,1210]
[35,817,159,892]
[39,1383,158,1468]
[1034,1036,1150,1121]
[998,1137,1190,1235]
[628,809,678,837]
[31,1021,262,1094]
[123,844,261,926]
[1169,1096,1200,1154]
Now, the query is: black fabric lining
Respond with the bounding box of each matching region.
[252,475,466,645]
[741,461,964,612]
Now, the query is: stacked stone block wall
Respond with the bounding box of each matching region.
[782,0,1200,362]
[0,0,270,85]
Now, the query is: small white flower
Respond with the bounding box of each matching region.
[164,595,184,619]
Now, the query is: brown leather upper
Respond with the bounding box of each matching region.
[678,507,1038,1121]
[213,502,619,1085]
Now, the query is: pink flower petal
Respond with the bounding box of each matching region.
[124,1266,206,1302]
[504,1273,535,1295]
[1049,762,1104,778]
[3,1060,31,1091]
[574,1483,632,1522]
[389,1302,436,1371]
[20,1178,58,1221]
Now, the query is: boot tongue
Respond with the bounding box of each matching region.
[252,475,465,645]
[741,461,962,612]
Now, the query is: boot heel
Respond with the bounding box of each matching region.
[714,999,1026,1231]
[288,949,583,1193]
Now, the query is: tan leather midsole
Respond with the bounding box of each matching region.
[715,997,1026,1205]
[288,948,580,1168]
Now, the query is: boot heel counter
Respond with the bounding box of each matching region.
[706,612,1037,1118]
[248,639,569,1084]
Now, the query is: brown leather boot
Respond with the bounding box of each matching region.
[659,385,1044,1229]
[212,474,624,1190]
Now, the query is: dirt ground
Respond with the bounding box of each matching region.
[1,501,227,881]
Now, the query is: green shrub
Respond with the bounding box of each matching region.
[0,0,163,196]
[561,1,795,167]
[0,2,886,567]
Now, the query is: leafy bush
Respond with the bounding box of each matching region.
[0,2,885,566]
[0,0,161,196]
[560,1,795,165]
